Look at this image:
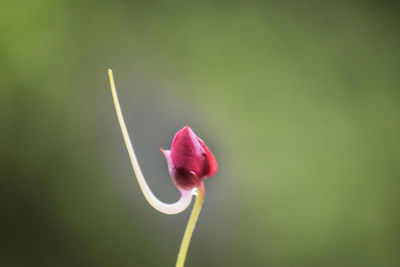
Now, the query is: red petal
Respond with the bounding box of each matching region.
[161,148,200,191]
[197,137,218,178]
[165,126,218,190]
[172,169,200,190]
[170,126,204,178]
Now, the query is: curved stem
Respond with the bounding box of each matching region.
[176,183,205,267]
[108,69,193,215]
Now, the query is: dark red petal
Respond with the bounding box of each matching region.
[170,126,204,177]
[164,126,218,191]
[197,137,218,177]
[172,168,201,190]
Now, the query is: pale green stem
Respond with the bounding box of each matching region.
[107,69,193,215]
[108,69,204,267]
[176,183,205,267]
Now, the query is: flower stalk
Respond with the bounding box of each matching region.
[176,183,204,267]
[108,69,193,214]
[108,69,217,266]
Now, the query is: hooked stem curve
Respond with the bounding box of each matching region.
[108,69,193,215]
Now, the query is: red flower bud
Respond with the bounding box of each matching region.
[161,126,218,191]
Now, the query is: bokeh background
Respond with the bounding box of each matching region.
[1,1,399,266]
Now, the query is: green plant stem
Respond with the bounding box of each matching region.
[107,69,193,215]
[176,184,205,267]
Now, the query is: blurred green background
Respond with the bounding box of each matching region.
[1,1,399,266]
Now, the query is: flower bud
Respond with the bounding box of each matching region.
[161,126,218,191]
